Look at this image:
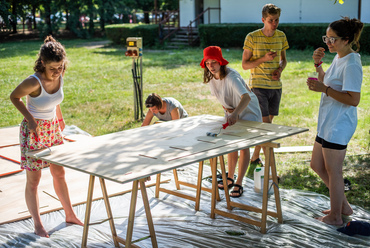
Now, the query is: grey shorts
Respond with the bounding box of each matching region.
[252,88,282,117]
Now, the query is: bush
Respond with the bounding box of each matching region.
[199,23,370,54]
[105,24,158,47]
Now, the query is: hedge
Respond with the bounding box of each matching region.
[198,23,370,54]
[105,24,158,47]
[105,23,370,54]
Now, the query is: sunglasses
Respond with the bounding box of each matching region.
[145,103,154,108]
[322,36,342,44]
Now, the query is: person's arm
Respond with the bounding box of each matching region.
[272,50,288,80]
[10,77,40,137]
[227,93,251,125]
[141,110,154,126]
[313,47,326,82]
[56,105,65,131]
[170,107,180,120]
[242,49,277,70]
[307,79,361,107]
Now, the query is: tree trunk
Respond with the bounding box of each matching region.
[32,5,37,30]
[11,0,17,33]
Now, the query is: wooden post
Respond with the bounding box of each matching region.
[126,180,139,246]
[82,175,95,248]
[139,179,158,248]
[195,161,204,211]
[99,178,119,247]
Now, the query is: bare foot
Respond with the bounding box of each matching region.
[35,225,49,238]
[66,215,84,226]
[316,215,343,226]
[322,205,353,216]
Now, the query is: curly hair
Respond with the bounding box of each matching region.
[329,17,364,52]
[203,65,228,84]
[33,36,68,73]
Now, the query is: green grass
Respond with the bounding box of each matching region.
[0,38,369,210]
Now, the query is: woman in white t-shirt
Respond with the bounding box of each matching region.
[306,17,364,226]
[200,46,262,198]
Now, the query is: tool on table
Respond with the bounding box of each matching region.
[206,122,229,137]
[33,136,52,158]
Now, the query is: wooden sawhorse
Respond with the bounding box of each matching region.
[211,142,282,233]
[155,158,222,211]
[82,176,158,248]
[155,142,282,234]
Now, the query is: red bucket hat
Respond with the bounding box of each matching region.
[200,46,229,68]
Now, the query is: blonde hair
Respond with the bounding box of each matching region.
[262,3,281,18]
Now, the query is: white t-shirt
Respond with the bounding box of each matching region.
[317,53,362,145]
[153,97,188,121]
[208,67,262,122]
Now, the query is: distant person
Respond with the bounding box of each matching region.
[242,3,289,171]
[142,93,188,126]
[306,17,364,225]
[10,36,83,237]
[200,46,262,197]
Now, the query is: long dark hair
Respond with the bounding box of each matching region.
[203,65,228,84]
[34,36,68,73]
[329,17,364,52]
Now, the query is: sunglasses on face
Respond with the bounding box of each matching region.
[322,36,342,44]
[145,103,154,108]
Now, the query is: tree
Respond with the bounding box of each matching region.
[0,0,11,30]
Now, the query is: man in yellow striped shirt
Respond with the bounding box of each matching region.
[242,3,289,168]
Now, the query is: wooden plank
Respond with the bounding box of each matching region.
[0,145,20,164]
[25,115,308,186]
[0,157,22,177]
[0,126,19,148]
[214,209,262,227]
[0,167,168,225]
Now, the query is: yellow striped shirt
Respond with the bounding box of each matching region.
[243,29,289,89]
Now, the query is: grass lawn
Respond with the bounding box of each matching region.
[0,38,369,210]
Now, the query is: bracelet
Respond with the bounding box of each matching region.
[58,118,64,122]
[314,61,323,68]
[325,86,331,96]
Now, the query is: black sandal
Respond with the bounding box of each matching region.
[230,184,243,198]
[218,177,234,190]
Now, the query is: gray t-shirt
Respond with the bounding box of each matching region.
[153,97,188,121]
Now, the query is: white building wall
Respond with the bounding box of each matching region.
[179,0,368,25]
[204,0,220,24]
[180,0,196,27]
[220,0,359,23]
[361,0,370,23]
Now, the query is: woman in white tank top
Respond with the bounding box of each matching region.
[10,36,83,237]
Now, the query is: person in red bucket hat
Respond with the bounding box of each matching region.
[200,46,262,198]
[200,46,229,68]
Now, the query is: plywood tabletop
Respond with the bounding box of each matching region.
[27,115,308,184]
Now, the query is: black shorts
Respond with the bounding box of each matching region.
[252,88,282,117]
[315,135,347,150]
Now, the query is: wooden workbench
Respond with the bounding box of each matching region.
[27,115,308,247]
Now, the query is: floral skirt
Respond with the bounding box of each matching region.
[20,118,63,171]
